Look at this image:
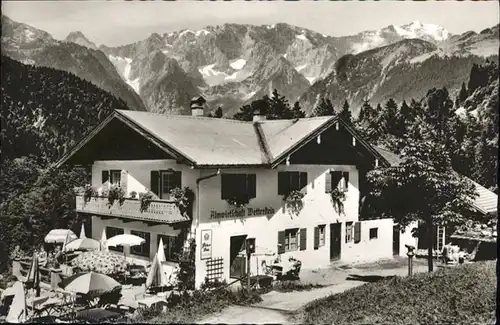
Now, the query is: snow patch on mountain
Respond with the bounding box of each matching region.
[196,29,211,37]
[306,77,316,85]
[230,58,246,70]
[243,91,257,101]
[179,30,195,37]
[394,21,450,42]
[24,29,35,42]
[296,34,308,41]
[198,64,228,86]
[108,55,139,93]
[266,24,276,30]
[295,63,308,72]
[352,31,385,54]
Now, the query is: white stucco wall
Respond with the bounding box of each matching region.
[194,164,361,287]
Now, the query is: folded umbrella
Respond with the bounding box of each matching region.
[5,281,27,324]
[80,224,86,239]
[146,254,167,289]
[100,229,108,252]
[25,254,41,296]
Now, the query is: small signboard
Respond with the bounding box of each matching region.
[201,229,212,260]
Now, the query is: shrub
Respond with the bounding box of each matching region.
[284,190,305,216]
[104,185,125,207]
[139,191,154,212]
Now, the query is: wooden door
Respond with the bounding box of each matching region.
[330,223,341,260]
[229,235,247,279]
[393,225,400,256]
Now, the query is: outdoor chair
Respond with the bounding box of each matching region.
[96,288,122,308]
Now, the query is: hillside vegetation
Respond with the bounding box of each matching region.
[0,57,130,271]
[0,55,129,163]
[301,261,496,324]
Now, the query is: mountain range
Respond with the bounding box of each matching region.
[2,15,498,116]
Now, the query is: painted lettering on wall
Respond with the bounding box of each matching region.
[200,229,212,260]
[210,207,276,219]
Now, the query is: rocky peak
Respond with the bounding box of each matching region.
[65,31,97,49]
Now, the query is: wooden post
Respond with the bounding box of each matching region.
[246,252,251,293]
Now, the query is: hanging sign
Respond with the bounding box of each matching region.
[200,229,212,260]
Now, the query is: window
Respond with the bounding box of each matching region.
[369,228,378,240]
[345,222,353,243]
[278,172,307,196]
[314,225,326,250]
[106,227,124,252]
[157,234,180,262]
[285,228,299,252]
[160,170,181,199]
[221,174,256,200]
[101,170,122,186]
[130,230,150,257]
[325,171,349,193]
[110,170,122,186]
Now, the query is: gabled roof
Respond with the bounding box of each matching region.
[373,145,497,216]
[55,110,389,169]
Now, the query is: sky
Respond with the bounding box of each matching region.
[2,1,499,47]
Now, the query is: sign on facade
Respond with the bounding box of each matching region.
[201,229,212,260]
[210,207,276,220]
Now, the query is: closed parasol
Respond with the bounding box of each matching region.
[45,229,77,244]
[25,254,41,296]
[146,253,168,289]
[100,228,108,252]
[59,272,121,298]
[5,281,27,323]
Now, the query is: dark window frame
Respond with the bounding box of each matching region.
[157,234,181,262]
[345,222,353,243]
[284,228,299,252]
[318,225,326,247]
[130,230,151,258]
[105,227,124,252]
[221,173,257,200]
[278,171,308,196]
[369,228,378,240]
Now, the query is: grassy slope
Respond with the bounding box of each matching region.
[301,261,496,325]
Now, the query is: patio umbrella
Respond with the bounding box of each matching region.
[62,230,74,253]
[100,229,108,252]
[44,229,77,244]
[106,234,145,260]
[25,254,41,296]
[146,254,167,289]
[5,281,27,324]
[157,237,166,263]
[59,272,121,298]
[80,224,86,239]
[64,237,101,252]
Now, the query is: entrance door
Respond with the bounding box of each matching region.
[229,235,247,279]
[330,224,341,260]
[393,225,400,256]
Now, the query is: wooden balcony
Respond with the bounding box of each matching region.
[75,195,190,224]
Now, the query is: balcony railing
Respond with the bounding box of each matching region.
[75,195,189,224]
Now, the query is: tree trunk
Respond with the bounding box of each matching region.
[427,222,434,272]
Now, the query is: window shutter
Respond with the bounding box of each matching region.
[247,174,257,198]
[150,171,160,196]
[290,172,300,191]
[332,171,343,189]
[102,170,109,184]
[342,172,349,192]
[314,227,320,250]
[300,228,307,251]
[354,222,361,243]
[325,171,332,193]
[173,171,182,189]
[300,172,308,194]
[278,172,289,196]
[277,231,285,254]
[221,174,226,199]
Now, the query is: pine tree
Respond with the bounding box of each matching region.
[291,101,305,119]
[213,106,223,118]
[395,100,411,137]
[267,89,292,120]
[340,100,352,122]
[312,98,334,116]
[458,82,468,105]
[382,98,399,136]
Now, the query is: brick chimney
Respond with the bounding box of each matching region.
[190,96,206,117]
